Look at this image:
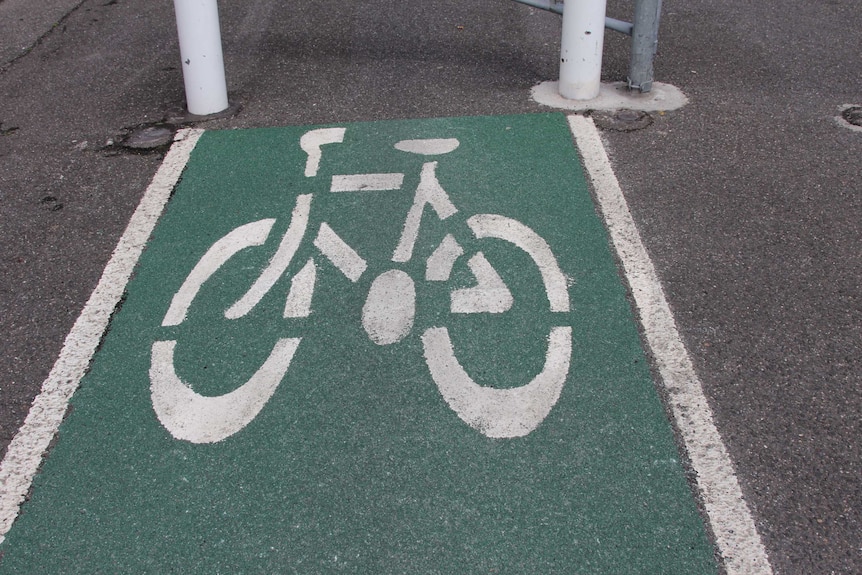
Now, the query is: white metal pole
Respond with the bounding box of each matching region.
[173,0,229,115]
[558,0,607,100]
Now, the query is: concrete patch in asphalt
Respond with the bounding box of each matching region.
[532,81,688,111]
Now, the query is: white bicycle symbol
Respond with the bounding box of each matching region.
[149,127,573,443]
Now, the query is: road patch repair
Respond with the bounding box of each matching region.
[0,113,770,573]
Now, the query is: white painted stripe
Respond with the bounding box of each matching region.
[162,218,276,326]
[425,234,463,281]
[283,258,316,318]
[224,194,312,319]
[450,252,513,314]
[330,173,404,192]
[0,129,204,544]
[567,114,773,575]
[150,337,300,444]
[394,138,460,156]
[422,326,572,438]
[314,222,367,282]
[466,214,570,313]
[362,270,416,346]
[300,127,345,178]
[392,161,457,263]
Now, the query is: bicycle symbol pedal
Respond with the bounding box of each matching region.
[150,127,573,443]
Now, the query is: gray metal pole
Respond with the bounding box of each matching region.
[627,0,662,92]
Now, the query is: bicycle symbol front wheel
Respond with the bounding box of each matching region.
[420,213,573,439]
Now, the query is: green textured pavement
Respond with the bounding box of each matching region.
[0,113,717,574]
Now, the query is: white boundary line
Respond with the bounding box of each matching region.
[568,115,773,575]
[0,129,203,544]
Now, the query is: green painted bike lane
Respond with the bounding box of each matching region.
[0,114,718,573]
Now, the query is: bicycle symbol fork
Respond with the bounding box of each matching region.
[150,127,573,444]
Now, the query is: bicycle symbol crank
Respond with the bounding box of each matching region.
[150,128,572,443]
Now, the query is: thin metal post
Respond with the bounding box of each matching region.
[605,16,633,36]
[509,0,633,35]
[173,0,229,115]
[510,0,563,14]
[628,0,662,92]
[558,0,607,100]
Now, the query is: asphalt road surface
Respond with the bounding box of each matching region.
[0,1,859,573]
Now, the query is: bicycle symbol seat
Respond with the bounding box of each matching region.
[150,127,573,443]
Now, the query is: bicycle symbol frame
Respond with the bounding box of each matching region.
[150,127,573,443]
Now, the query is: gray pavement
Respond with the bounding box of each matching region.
[0,0,85,65]
[0,0,859,573]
